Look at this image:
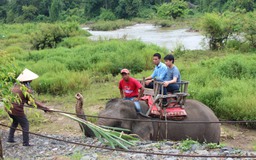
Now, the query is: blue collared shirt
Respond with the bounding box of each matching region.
[151,62,167,81]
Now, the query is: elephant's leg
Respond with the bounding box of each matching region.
[131,117,154,140]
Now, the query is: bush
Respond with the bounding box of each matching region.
[98,8,116,21]
[226,39,245,51]
[32,71,90,95]
[59,37,91,48]
[197,88,223,111]
[216,55,256,79]
[30,23,90,50]
[199,12,239,50]
[173,43,186,58]
[180,53,256,128]
[35,14,50,22]
[157,1,188,19]
[138,7,156,19]
[28,60,67,75]
[66,56,90,71]
[217,79,256,128]
[243,11,256,48]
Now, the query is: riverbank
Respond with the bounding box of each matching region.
[84,17,198,32]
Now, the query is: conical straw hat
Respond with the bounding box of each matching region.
[17,68,39,82]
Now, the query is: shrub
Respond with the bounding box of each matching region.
[226,39,245,51]
[180,53,256,128]
[35,14,50,22]
[98,8,116,21]
[28,60,67,75]
[138,7,156,19]
[30,23,90,50]
[5,46,25,55]
[32,71,90,95]
[218,90,256,128]
[242,11,256,48]
[173,43,186,58]
[59,37,91,48]
[199,12,239,50]
[115,0,142,18]
[66,56,90,71]
[216,55,256,79]
[197,88,223,111]
[157,1,188,19]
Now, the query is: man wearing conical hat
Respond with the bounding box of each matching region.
[7,68,52,146]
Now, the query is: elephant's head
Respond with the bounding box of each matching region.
[97,99,154,140]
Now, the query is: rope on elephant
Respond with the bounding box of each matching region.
[43,108,256,124]
[0,122,255,159]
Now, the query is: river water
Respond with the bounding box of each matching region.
[84,23,207,50]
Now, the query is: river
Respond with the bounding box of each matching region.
[84,23,207,50]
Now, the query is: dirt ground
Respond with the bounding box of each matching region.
[1,104,255,151]
[220,123,256,151]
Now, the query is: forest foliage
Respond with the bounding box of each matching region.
[0,0,256,23]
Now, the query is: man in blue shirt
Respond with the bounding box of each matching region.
[145,53,167,88]
[162,54,181,106]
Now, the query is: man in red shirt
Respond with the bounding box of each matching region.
[119,69,144,112]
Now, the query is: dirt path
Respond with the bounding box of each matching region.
[2,104,255,151]
[221,124,256,151]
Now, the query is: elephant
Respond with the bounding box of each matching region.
[75,93,220,143]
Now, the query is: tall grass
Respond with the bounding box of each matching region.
[4,23,166,94]
[178,53,256,128]
[1,23,255,128]
[16,38,165,76]
[31,71,90,95]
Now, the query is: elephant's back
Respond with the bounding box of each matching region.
[160,99,220,143]
[184,99,219,122]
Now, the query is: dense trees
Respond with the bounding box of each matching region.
[50,0,61,21]
[157,0,188,19]
[1,0,256,23]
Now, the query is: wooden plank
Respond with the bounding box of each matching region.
[143,88,155,96]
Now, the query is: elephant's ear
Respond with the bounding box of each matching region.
[131,115,153,141]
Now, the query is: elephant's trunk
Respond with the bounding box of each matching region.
[75,93,95,137]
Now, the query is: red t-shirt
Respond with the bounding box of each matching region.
[119,77,142,98]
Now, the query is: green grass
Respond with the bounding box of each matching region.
[0,22,256,129]
[11,37,165,95]
[177,139,199,151]
[70,152,83,160]
[177,52,256,128]
[205,143,225,149]
[253,144,256,151]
